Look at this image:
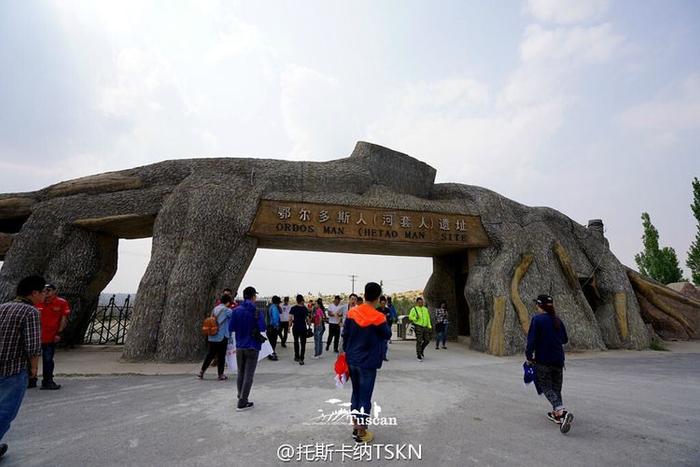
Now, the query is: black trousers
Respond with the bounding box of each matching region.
[267,326,279,352]
[293,329,307,361]
[326,323,340,351]
[280,322,289,345]
[201,337,228,376]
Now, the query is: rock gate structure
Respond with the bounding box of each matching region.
[0,142,697,361]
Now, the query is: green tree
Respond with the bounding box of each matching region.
[635,212,684,284]
[687,177,700,284]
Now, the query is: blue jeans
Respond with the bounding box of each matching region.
[42,343,56,385]
[0,370,28,441]
[436,323,448,347]
[348,366,377,425]
[314,326,325,357]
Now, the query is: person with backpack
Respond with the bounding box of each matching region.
[525,294,574,434]
[312,298,326,359]
[198,294,233,380]
[266,296,281,361]
[408,297,432,361]
[342,282,392,443]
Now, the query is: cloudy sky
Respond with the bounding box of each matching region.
[1,0,698,296]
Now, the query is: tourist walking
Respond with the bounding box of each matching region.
[342,282,392,443]
[289,295,309,365]
[377,296,391,361]
[34,283,71,390]
[409,297,432,361]
[229,286,266,411]
[0,275,45,459]
[434,301,449,350]
[525,294,574,434]
[312,298,326,359]
[266,296,281,361]
[280,296,291,347]
[386,296,397,343]
[198,294,233,380]
[325,295,342,353]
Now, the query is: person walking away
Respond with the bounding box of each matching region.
[0,275,45,459]
[525,294,574,434]
[266,296,281,361]
[289,295,309,365]
[34,283,70,390]
[326,295,342,353]
[409,297,432,361]
[434,302,449,350]
[229,286,266,411]
[386,296,398,344]
[198,294,233,380]
[376,296,391,361]
[312,298,326,359]
[342,282,391,444]
[279,296,291,348]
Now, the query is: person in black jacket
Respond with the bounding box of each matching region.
[342,282,392,443]
[525,294,574,434]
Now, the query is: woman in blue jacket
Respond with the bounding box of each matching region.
[525,294,574,434]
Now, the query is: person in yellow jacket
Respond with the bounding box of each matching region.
[408,297,432,361]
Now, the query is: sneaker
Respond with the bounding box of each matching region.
[294,357,299,362]
[355,430,374,443]
[442,346,447,349]
[546,412,562,424]
[560,412,574,434]
[0,443,7,459]
[299,360,305,365]
[313,355,320,359]
[334,350,339,353]
[40,382,61,390]
[196,371,204,379]
[217,374,228,381]
[236,401,254,412]
[417,356,423,362]
[281,343,287,348]
[27,377,37,389]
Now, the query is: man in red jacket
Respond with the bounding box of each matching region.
[342,282,392,444]
[34,284,70,390]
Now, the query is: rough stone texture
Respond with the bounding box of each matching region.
[2,141,697,361]
[668,282,700,302]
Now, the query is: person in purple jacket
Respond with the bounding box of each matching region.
[229,286,266,412]
[525,294,574,434]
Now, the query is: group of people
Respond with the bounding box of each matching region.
[0,275,574,461]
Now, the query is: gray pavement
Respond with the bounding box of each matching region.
[3,341,699,466]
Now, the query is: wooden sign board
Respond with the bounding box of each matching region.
[249,200,489,254]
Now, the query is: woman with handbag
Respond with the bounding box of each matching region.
[312,298,326,359]
[289,294,310,365]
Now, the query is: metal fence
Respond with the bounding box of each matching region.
[83,295,132,345]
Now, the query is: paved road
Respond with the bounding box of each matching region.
[3,341,699,466]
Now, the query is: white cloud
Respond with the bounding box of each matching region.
[617,73,700,136]
[520,23,622,64]
[280,64,361,159]
[526,0,608,24]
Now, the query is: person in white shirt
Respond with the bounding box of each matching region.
[325,295,343,353]
[338,293,358,351]
[279,296,291,348]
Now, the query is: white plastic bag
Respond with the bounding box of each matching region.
[226,332,273,375]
